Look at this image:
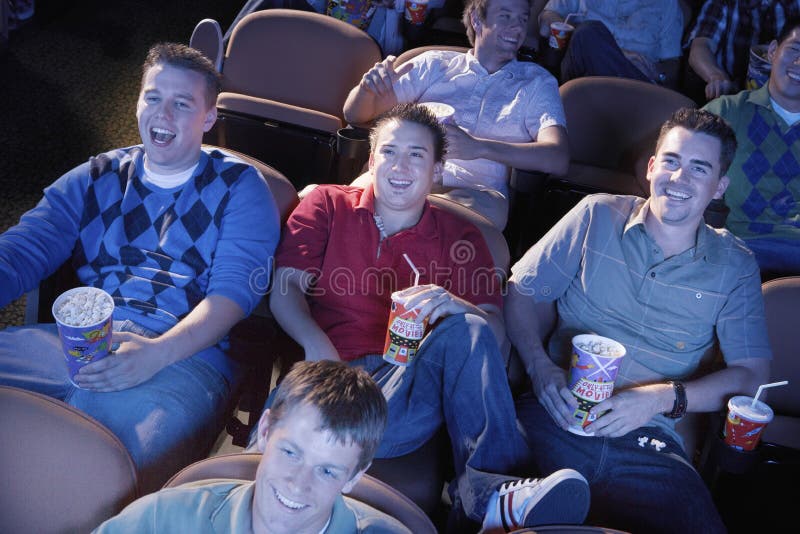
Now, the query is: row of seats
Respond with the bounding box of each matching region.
[7,140,799,532]
[4,8,793,533]
[3,142,631,533]
[188,8,798,531]
[0,384,439,534]
[6,272,799,533]
[189,10,710,260]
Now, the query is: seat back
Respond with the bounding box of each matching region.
[163,453,437,534]
[206,145,299,223]
[189,18,223,71]
[208,9,382,189]
[395,44,470,66]
[0,386,138,534]
[221,9,380,129]
[760,276,800,449]
[558,76,697,197]
[428,194,510,274]
[512,526,631,533]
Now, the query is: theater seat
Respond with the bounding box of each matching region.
[759,276,800,450]
[0,386,138,534]
[204,9,382,189]
[163,452,437,534]
[189,18,223,71]
[511,526,631,533]
[557,76,697,198]
[524,76,698,246]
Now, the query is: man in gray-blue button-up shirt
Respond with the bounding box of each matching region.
[506,108,772,534]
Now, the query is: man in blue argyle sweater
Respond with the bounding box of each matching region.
[0,43,280,493]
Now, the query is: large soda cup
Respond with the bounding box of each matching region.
[52,287,115,387]
[724,395,774,451]
[404,0,429,25]
[382,291,429,366]
[567,334,626,434]
[548,21,575,50]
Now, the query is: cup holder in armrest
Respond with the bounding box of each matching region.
[337,126,370,161]
[509,168,549,195]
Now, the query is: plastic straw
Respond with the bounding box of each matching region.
[403,253,419,286]
[751,380,789,407]
[564,12,579,25]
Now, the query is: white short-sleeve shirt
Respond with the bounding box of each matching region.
[393,50,566,197]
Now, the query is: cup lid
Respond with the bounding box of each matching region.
[728,395,774,421]
[551,21,575,30]
[420,102,455,119]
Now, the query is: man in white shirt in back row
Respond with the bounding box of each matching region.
[344,0,569,230]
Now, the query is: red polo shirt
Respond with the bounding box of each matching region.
[275,185,503,361]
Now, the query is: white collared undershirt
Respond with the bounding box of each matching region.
[143,161,199,188]
[770,97,800,127]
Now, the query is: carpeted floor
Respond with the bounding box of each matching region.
[0,0,242,329]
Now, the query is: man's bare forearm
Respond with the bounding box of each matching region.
[156,294,245,365]
[270,269,339,360]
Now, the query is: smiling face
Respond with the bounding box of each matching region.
[646,126,729,230]
[768,26,800,112]
[472,0,529,69]
[252,403,365,534]
[370,118,441,220]
[136,62,217,174]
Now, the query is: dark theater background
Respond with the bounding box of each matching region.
[0,1,242,329]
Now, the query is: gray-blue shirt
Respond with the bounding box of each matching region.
[510,194,772,442]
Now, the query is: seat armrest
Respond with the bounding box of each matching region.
[509,168,549,195]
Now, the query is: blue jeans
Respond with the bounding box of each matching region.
[561,20,653,83]
[351,314,532,523]
[0,321,233,494]
[744,237,800,276]
[516,392,726,534]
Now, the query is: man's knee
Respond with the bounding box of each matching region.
[570,20,614,44]
[566,20,617,60]
[432,312,491,338]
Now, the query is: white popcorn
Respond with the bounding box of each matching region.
[577,340,624,358]
[54,288,114,327]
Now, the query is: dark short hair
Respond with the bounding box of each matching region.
[462,0,532,46]
[141,42,221,110]
[269,360,387,474]
[656,108,738,176]
[776,17,800,46]
[369,103,447,163]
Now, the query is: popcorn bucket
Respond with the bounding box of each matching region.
[52,287,115,386]
[746,44,771,91]
[327,0,376,30]
[567,334,626,433]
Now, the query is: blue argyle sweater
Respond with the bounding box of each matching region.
[0,146,279,347]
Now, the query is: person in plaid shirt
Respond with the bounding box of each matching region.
[687,0,800,100]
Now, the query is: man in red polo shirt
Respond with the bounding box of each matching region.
[269,103,589,532]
